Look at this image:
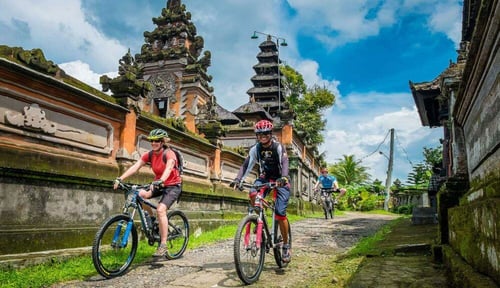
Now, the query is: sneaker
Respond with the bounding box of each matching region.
[153,244,168,257]
[282,244,291,263]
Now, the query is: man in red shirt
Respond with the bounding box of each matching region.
[113,128,182,257]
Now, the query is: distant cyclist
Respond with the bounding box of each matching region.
[313,168,346,204]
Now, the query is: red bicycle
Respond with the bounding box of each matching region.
[233,182,292,284]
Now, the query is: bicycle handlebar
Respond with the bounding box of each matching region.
[116,182,151,192]
[252,182,278,190]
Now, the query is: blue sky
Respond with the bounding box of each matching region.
[0,0,462,182]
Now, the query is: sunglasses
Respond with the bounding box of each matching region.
[150,139,162,143]
[256,132,271,136]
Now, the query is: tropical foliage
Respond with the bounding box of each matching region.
[405,146,443,188]
[330,155,371,186]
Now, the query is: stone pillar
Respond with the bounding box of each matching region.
[121,106,138,157]
[451,123,469,176]
[280,123,293,145]
[211,145,222,181]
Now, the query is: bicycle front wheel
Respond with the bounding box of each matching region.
[165,210,189,260]
[273,218,292,268]
[330,198,335,219]
[234,214,265,285]
[92,214,138,278]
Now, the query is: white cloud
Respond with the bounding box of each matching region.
[0,0,127,72]
[428,1,463,47]
[321,92,441,181]
[287,0,397,48]
[59,60,117,92]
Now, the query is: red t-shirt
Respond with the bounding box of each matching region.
[141,148,181,186]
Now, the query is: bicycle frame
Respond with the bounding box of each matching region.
[112,184,156,247]
[247,192,277,251]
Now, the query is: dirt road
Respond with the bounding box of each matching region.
[53,212,397,288]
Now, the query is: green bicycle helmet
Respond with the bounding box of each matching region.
[147,128,168,140]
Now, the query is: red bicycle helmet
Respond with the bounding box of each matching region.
[254,120,273,133]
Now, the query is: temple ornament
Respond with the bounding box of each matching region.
[5,103,57,134]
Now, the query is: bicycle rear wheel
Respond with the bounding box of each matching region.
[234,215,265,284]
[92,214,138,278]
[165,210,189,260]
[273,219,292,268]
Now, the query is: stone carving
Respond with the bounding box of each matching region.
[5,104,57,134]
[189,95,199,115]
[100,49,152,99]
[1,97,112,153]
[147,73,177,103]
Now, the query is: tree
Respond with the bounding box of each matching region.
[370,179,384,195]
[422,146,442,169]
[406,163,428,188]
[330,155,371,186]
[281,65,335,148]
[393,178,403,190]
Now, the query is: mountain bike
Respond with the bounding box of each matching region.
[319,188,336,219]
[233,182,292,285]
[92,182,189,278]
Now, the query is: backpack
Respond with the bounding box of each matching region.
[256,141,282,176]
[148,147,184,175]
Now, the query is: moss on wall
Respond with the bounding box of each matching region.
[443,245,498,287]
[0,146,118,182]
[441,168,500,285]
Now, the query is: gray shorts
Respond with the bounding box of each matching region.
[151,184,182,208]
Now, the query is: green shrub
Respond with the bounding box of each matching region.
[392,204,413,215]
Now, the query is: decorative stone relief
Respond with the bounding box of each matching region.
[1,97,112,154]
[5,104,56,134]
[147,72,177,102]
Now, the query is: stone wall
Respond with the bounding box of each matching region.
[443,0,500,284]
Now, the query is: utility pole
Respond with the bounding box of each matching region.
[383,128,394,211]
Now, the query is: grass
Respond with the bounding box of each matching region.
[0,256,97,288]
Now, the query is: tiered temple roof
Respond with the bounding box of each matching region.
[243,35,285,120]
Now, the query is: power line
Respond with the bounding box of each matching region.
[394,129,414,166]
[358,129,391,163]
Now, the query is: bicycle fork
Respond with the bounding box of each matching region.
[111,220,134,248]
[244,217,263,246]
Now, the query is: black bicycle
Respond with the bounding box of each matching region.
[233,182,292,285]
[318,188,336,219]
[92,182,189,278]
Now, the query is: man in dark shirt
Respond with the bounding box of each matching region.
[229,120,292,263]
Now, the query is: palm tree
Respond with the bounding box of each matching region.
[330,155,371,186]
